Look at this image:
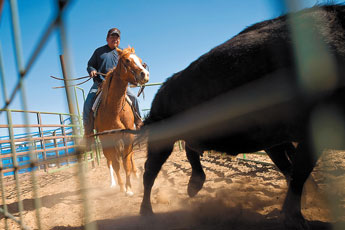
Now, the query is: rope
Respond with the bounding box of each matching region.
[50,72,106,88]
[87,128,141,137]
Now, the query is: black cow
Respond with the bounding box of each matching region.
[140,4,345,230]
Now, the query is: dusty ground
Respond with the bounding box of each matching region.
[1,144,345,230]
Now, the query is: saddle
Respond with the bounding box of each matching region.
[92,87,103,116]
[91,87,142,122]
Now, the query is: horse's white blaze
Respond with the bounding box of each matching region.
[109,164,116,188]
[130,54,149,80]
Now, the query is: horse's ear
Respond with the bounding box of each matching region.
[131,47,135,53]
[116,47,123,56]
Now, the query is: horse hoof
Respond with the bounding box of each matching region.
[110,184,117,188]
[126,191,134,197]
[133,172,140,179]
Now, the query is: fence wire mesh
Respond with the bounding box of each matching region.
[0,0,344,229]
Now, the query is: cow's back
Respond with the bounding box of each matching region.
[145,5,345,129]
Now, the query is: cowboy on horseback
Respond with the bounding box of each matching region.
[83,27,143,137]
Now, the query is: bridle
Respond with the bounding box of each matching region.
[50,53,149,90]
[119,55,138,84]
[118,53,149,85]
[118,53,149,97]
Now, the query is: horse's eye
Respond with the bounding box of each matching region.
[126,59,130,64]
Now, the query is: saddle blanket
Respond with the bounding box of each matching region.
[92,92,132,117]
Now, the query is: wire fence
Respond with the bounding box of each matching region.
[0,0,93,229]
[0,0,344,229]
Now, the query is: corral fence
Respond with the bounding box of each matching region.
[0,108,100,176]
[1,0,345,230]
[0,0,98,229]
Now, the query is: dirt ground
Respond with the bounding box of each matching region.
[1,144,345,230]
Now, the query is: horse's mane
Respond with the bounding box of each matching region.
[121,46,134,56]
[100,46,135,100]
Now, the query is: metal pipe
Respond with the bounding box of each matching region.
[6,110,25,228]
[8,1,43,225]
[0,124,80,128]
[0,116,9,230]
[53,131,61,168]
[0,207,30,230]
[0,108,80,116]
[0,144,78,158]
[0,43,9,104]
[37,113,48,172]
[0,134,75,145]
[59,114,69,166]
[9,0,24,73]
[58,12,96,226]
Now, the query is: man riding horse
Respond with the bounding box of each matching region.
[83,27,143,138]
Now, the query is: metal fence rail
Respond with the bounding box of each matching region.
[0,0,344,229]
[0,109,97,176]
[0,0,93,229]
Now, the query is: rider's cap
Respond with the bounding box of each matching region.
[107,28,121,38]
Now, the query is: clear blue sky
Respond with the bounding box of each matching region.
[0,0,343,130]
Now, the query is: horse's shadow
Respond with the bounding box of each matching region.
[50,206,341,230]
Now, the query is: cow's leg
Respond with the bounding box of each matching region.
[265,142,296,180]
[185,144,205,197]
[140,138,174,215]
[282,141,319,230]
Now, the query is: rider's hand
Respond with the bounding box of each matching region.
[89,70,97,78]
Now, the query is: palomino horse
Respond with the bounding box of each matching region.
[94,46,149,196]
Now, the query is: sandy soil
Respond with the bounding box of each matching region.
[1,144,345,230]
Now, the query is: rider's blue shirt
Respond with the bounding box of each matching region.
[87,45,119,83]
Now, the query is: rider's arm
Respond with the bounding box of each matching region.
[87,50,98,78]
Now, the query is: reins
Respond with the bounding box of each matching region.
[110,53,147,98]
[86,128,140,137]
[85,127,146,146]
[50,72,107,89]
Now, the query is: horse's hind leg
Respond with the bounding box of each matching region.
[131,153,139,179]
[185,143,205,198]
[127,142,139,179]
[140,138,174,215]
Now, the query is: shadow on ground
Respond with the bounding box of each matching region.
[50,206,343,230]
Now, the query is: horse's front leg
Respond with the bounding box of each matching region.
[140,138,174,215]
[185,143,205,197]
[123,151,135,196]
